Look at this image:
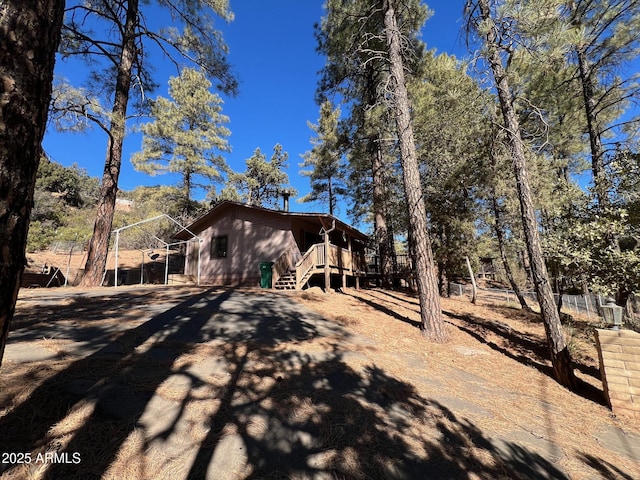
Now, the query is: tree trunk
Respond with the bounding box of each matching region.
[383,1,448,342]
[571,8,623,291]
[0,0,64,369]
[491,196,531,311]
[437,227,449,297]
[322,219,335,293]
[576,46,609,207]
[438,260,449,297]
[81,0,139,287]
[567,0,608,208]
[477,0,576,389]
[328,176,334,216]
[465,256,478,304]
[371,134,393,288]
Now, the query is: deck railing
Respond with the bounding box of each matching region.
[271,244,301,286]
[292,243,366,289]
[295,243,323,288]
[365,253,412,275]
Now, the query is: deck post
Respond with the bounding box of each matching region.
[324,235,330,293]
[347,235,353,275]
[320,218,335,293]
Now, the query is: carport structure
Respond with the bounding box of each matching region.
[111,214,202,287]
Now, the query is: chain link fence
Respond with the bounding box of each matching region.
[49,240,87,254]
[448,282,639,323]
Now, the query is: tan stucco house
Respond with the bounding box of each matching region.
[174,200,369,289]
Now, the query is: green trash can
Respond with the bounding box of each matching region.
[259,261,274,288]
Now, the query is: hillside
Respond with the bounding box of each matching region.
[2,285,638,479]
[24,249,180,287]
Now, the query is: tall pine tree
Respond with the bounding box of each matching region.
[57,0,237,287]
[0,0,64,368]
[300,100,348,215]
[132,67,231,219]
[466,0,577,389]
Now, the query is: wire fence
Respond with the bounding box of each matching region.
[448,282,610,319]
[49,240,86,254]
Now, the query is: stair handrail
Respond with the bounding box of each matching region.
[295,243,323,289]
[271,244,300,287]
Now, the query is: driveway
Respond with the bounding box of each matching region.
[3,286,366,479]
[2,285,639,479]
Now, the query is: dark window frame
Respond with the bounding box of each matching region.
[211,235,228,258]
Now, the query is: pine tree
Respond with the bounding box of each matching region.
[0,0,64,368]
[132,67,231,218]
[316,1,405,289]
[226,144,295,209]
[563,0,640,207]
[382,0,448,341]
[300,100,348,215]
[466,0,577,389]
[56,0,237,287]
[411,52,489,295]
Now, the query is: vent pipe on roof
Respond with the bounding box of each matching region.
[282,190,291,212]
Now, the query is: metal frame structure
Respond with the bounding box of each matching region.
[111,214,202,287]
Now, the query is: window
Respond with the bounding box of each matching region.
[211,235,228,258]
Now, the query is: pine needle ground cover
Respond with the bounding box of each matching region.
[0,285,638,479]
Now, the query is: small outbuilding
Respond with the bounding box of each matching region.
[174,200,369,289]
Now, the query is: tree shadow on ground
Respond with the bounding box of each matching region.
[486,304,603,381]
[444,309,606,406]
[9,288,198,354]
[342,290,422,329]
[181,331,570,479]
[340,288,605,407]
[0,288,621,479]
[578,453,636,480]
[1,287,235,478]
[367,288,420,309]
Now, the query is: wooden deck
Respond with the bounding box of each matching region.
[272,243,367,290]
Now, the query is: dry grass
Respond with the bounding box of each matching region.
[296,288,640,476]
[1,285,639,479]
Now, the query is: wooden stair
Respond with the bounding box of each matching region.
[298,269,315,289]
[273,271,296,290]
[273,268,318,290]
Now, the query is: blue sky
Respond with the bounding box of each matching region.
[42,1,467,217]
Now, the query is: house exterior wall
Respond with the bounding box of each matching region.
[187,206,299,286]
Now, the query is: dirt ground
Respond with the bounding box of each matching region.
[1,284,639,479]
[24,249,175,288]
[26,250,149,272]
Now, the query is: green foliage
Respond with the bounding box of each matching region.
[466,0,640,306]
[542,148,640,297]
[611,149,640,225]
[316,0,429,229]
[27,160,204,252]
[27,158,100,252]
[224,144,296,209]
[26,221,59,253]
[36,156,98,207]
[544,205,640,296]
[299,100,348,215]
[131,67,231,214]
[316,0,429,101]
[54,0,237,142]
[59,0,237,101]
[411,52,490,278]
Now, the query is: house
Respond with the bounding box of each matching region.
[174,200,370,290]
[478,256,497,280]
